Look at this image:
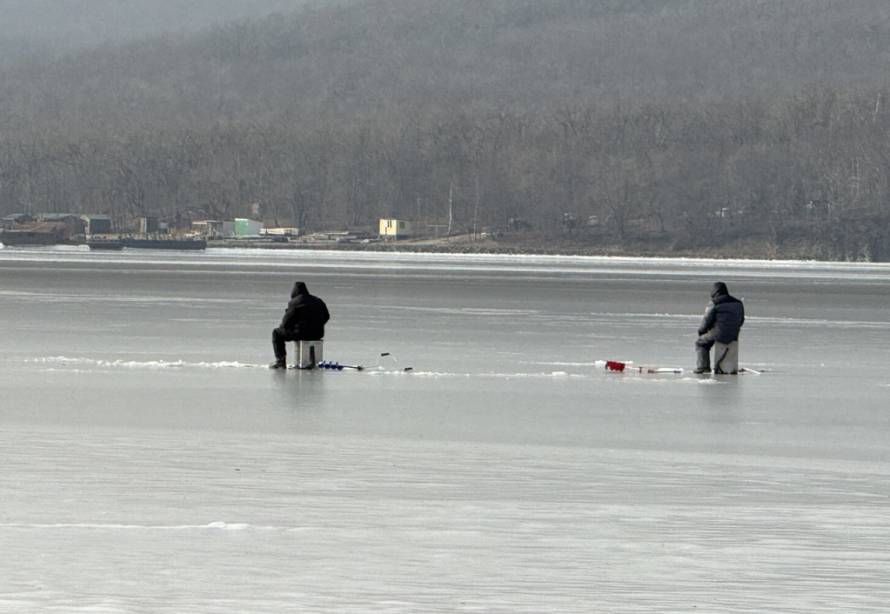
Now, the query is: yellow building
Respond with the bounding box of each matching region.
[379,218,413,239]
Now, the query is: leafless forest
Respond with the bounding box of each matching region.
[3,0,890,258]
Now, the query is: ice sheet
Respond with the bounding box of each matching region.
[1,249,889,612]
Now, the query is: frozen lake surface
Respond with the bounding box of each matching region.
[1,246,889,612]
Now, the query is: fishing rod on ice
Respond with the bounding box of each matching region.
[604,360,682,374]
[378,352,414,372]
[603,360,762,375]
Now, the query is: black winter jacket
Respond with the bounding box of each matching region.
[280,282,330,340]
[698,293,745,343]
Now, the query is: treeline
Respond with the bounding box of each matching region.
[4,87,890,258]
[0,0,315,56]
[7,0,890,124]
[2,0,890,259]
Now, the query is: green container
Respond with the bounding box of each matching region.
[234,218,259,237]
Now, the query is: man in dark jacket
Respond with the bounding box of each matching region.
[270,281,330,369]
[694,281,744,374]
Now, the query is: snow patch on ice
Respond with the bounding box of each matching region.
[28,356,262,370]
[694,377,728,385]
[525,360,599,367]
[0,521,271,531]
[366,369,585,379]
[205,521,250,530]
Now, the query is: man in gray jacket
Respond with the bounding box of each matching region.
[694,281,745,374]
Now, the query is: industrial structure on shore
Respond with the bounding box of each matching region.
[1,212,421,250]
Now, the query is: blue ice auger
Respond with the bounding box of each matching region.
[318,361,363,371]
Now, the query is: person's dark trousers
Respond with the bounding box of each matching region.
[695,331,718,371]
[272,327,302,362]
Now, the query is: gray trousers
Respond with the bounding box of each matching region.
[695,331,718,370]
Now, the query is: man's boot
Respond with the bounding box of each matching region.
[268,359,287,370]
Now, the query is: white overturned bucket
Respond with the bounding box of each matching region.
[294,340,323,369]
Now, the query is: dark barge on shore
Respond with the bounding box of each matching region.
[0,223,68,246]
[87,235,207,250]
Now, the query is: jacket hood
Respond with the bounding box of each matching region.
[291,281,308,298]
[710,281,729,300]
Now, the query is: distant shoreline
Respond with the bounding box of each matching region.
[205,237,886,263]
[2,236,887,264]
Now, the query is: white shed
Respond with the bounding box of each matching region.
[379,219,413,239]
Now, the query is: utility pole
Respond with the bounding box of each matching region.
[447,180,454,235]
[416,195,422,235]
[473,173,480,240]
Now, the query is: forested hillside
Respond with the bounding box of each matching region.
[3,0,890,258]
[0,0,315,57]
